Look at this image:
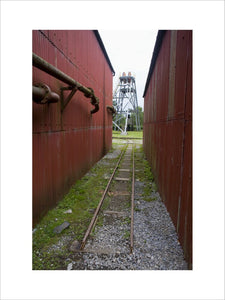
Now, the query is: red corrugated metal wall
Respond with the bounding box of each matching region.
[143,30,192,268]
[33,30,113,226]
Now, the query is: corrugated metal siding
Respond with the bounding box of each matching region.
[33,30,113,226]
[143,30,192,268]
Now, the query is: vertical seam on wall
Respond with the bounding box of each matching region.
[38,30,78,69]
[103,65,106,155]
[153,65,158,122]
[167,31,177,120]
[177,35,189,233]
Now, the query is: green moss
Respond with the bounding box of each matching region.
[33,250,64,270]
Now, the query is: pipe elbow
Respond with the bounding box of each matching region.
[107,105,116,115]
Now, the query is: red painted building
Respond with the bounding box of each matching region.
[32,30,115,226]
[143,30,192,268]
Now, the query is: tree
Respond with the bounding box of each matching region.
[128,106,144,131]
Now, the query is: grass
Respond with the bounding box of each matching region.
[134,145,157,202]
[123,230,130,240]
[112,130,143,139]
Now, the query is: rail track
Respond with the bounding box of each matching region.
[80,142,135,254]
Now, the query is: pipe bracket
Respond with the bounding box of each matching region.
[60,86,78,112]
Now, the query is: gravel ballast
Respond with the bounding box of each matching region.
[69,198,187,270]
[68,143,188,270]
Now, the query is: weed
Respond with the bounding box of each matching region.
[123,230,130,239]
[134,207,141,212]
[122,216,131,225]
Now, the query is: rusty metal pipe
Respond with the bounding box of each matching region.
[32,85,60,104]
[91,103,99,114]
[33,53,99,113]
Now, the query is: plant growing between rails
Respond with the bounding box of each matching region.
[123,230,130,240]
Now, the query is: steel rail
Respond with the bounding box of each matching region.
[80,145,128,250]
[130,144,135,253]
[32,53,99,113]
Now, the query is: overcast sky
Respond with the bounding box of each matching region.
[99,30,158,109]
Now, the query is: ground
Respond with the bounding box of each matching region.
[32,137,187,270]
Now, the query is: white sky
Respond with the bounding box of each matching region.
[99,30,158,109]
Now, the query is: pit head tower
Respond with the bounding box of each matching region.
[113,72,140,134]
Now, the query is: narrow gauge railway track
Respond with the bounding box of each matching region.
[80,142,135,254]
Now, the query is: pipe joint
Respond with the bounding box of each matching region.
[107,105,116,115]
[33,84,60,104]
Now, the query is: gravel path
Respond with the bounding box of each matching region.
[74,199,187,270]
[69,143,188,270]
